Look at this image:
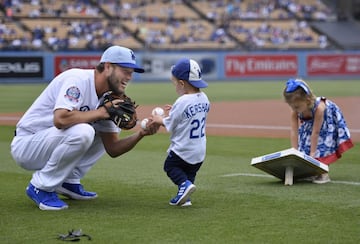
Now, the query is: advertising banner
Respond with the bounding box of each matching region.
[307,54,360,75]
[225,55,298,77]
[0,57,43,78]
[54,56,100,76]
[54,54,218,80]
[141,54,218,80]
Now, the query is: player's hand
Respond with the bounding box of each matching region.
[140,119,160,136]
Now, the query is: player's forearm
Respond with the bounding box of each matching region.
[54,108,108,129]
[107,131,144,157]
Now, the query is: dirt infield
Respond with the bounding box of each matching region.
[1,97,359,142]
[203,97,360,142]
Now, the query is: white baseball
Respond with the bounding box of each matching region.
[152,107,164,117]
[140,118,149,129]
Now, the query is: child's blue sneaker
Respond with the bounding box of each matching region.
[26,183,68,210]
[57,183,97,200]
[169,180,196,206]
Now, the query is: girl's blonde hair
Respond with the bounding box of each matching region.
[283,79,316,104]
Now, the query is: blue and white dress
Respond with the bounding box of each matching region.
[298,97,354,165]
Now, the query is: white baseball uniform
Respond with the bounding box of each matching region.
[11,68,119,192]
[163,92,210,164]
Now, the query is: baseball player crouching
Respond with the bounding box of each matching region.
[10,46,159,210]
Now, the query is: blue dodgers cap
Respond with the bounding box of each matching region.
[171,58,208,88]
[100,46,145,73]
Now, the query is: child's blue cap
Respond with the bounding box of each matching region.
[171,58,208,88]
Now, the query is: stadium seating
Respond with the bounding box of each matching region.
[0,0,340,51]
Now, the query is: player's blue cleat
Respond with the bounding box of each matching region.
[56,183,98,200]
[169,180,196,206]
[26,183,68,210]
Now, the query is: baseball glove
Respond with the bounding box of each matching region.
[100,92,138,130]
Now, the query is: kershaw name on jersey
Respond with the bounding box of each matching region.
[183,103,210,119]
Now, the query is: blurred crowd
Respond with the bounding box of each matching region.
[0,0,337,51]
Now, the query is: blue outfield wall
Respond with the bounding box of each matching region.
[0,50,359,84]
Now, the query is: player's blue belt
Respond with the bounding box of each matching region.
[14,128,34,136]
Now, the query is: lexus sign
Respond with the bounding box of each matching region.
[0,57,43,78]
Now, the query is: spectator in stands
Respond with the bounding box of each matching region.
[47,34,59,50]
[318,35,328,49]
[31,37,43,50]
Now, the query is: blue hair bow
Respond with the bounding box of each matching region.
[285,79,310,94]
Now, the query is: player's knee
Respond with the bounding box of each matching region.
[69,124,95,147]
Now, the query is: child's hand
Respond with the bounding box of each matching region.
[164,104,172,113]
[151,115,165,125]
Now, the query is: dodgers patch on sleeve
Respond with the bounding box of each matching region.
[64,86,81,103]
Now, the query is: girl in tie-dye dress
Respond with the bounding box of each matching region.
[283,79,354,184]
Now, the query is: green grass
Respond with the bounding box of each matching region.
[1,81,359,243]
[129,80,360,104]
[0,80,359,112]
[1,126,359,243]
